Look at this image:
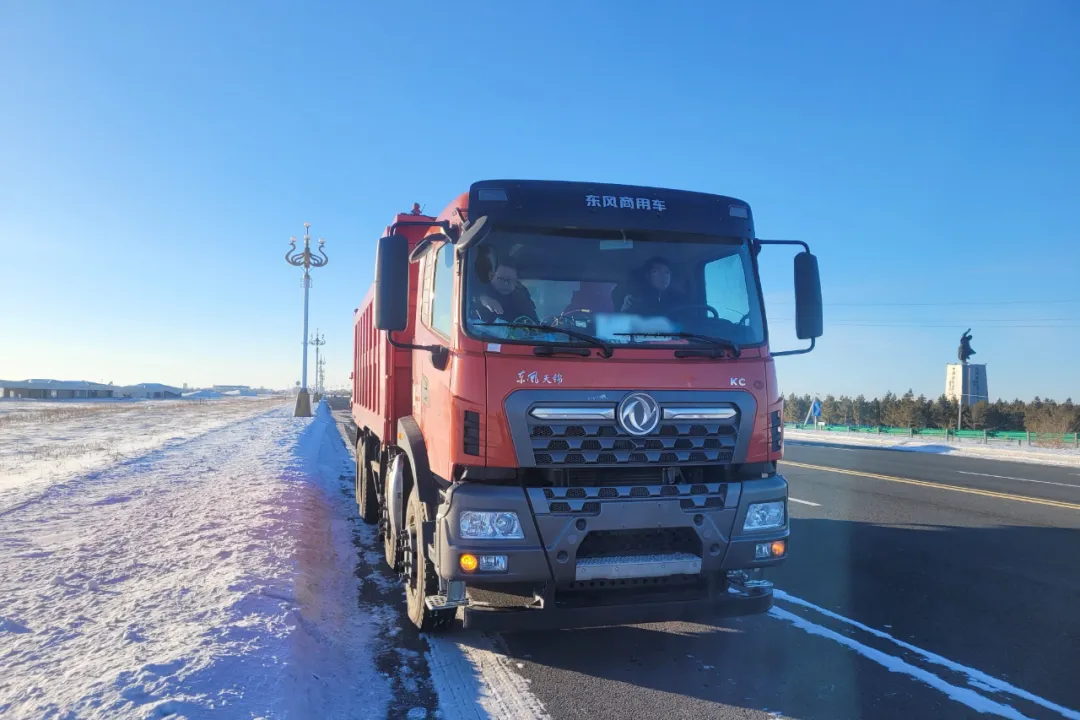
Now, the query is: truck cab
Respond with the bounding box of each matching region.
[353,180,822,631]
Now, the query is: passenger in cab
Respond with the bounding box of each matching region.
[620,257,686,317]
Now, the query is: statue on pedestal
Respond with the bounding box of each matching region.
[958,329,975,364]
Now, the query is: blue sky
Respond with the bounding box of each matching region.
[1,1,1078,400]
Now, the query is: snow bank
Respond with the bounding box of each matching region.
[0,401,389,718]
[785,429,1080,468]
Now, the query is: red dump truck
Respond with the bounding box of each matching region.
[352,180,822,632]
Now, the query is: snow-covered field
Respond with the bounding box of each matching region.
[0,401,391,718]
[0,397,284,513]
[785,428,1080,468]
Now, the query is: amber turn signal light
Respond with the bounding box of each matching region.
[459,553,478,572]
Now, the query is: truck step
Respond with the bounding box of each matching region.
[425,594,471,611]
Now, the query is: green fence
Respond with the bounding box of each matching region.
[784,423,1080,447]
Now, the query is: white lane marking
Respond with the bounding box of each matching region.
[789,497,822,507]
[956,471,1080,489]
[426,633,550,719]
[768,608,1028,720]
[768,607,1033,719]
[774,589,1080,720]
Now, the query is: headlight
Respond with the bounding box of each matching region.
[459,511,524,539]
[743,501,786,531]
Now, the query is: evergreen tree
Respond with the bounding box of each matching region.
[853,394,868,426]
[820,394,839,425]
[971,400,990,430]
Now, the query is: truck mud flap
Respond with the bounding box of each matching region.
[461,590,772,633]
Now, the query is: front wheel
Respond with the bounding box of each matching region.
[404,490,454,632]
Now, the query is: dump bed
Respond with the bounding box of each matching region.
[351,212,435,444]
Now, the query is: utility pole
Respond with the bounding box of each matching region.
[284,224,328,417]
[309,330,326,403]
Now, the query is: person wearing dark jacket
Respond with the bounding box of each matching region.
[474,262,539,322]
[620,257,686,317]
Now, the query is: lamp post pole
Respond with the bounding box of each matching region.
[309,330,326,401]
[285,223,328,417]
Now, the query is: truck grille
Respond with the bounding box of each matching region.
[529,421,737,467]
[535,482,728,514]
[577,528,702,559]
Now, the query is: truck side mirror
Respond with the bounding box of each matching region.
[794,251,823,340]
[374,234,409,331]
[454,215,490,252]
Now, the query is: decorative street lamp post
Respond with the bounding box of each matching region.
[309,330,326,402]
[317,355,327,399]
[285,223,328,417]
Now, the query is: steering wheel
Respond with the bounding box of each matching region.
[507,315,539,340]
[542,309,592,329]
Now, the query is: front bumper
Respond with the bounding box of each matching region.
[462,585,773,632]
[434,474,790,587]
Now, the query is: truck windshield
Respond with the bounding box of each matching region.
[463,227,765,348]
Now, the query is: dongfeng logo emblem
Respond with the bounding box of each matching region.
[618,392,661,436]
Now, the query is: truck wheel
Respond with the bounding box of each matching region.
[404,489,454,632]
[382,454,401,572]
[355,439,379,525]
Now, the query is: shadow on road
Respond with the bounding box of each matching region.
[499,517,1080,719]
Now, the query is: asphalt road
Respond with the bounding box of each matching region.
[328,399,1080,719]
[496,443,1080,720]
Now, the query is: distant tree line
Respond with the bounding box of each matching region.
[783,391,1080,433]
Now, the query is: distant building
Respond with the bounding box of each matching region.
[122,383,183,399]
[0,379,119,399]
[212,384,252,393]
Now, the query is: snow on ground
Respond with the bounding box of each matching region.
[0,397,283,513]
[0,401,390,719]
[785,429,1080,468]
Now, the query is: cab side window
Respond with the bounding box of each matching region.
[430,242,454,337]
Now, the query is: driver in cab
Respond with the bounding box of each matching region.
[620,257,686,317]
[473,261,539,323]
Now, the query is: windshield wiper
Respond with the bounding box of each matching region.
[613,332,741,358]
[473,322,614,358]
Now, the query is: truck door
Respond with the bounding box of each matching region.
[413,240,457,480]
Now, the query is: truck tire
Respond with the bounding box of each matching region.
[382,453,401,573]
[404,489,454,632]
[355,439,379,525]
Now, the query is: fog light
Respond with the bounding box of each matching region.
[771,540,787,557]
[478,555,508,572]
[459,553,478,572]
[755,543,771,559]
